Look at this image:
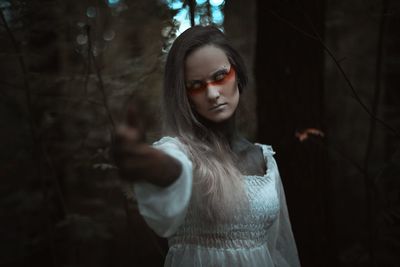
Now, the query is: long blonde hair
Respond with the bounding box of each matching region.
[162,26,249,222]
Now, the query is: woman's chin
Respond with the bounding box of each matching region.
[202,113,234,124]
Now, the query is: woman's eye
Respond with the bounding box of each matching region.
[187,82,203,91]
[214,73,226,81]
[189,83,203,90]
[191,82,203,89]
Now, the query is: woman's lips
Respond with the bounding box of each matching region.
[209,103,227,111]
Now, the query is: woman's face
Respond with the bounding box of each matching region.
[184,45,239,124]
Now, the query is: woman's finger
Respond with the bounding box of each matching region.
[112,125,141,163]
[126,104,146,141]
[126,105,142,128]
[116,125,141,143]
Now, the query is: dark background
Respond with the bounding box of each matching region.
[1,0,399,266]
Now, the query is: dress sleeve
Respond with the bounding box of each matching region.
[267,151,301,267]
[133,137,193,238]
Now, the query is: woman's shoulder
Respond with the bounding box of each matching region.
[152,136,188,154]
[152,136,181,146]
[237,138,275,156]
[254,142,276,157]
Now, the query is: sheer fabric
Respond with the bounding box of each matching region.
[133,137,300,267]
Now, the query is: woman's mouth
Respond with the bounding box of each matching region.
[209,103,227,111]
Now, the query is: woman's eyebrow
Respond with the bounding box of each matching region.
[186,78,203,84]
[214,68,228,73]
[211,68,229,77]
[211,66,229,75]
[186,66,230,82]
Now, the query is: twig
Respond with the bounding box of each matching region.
[363,0,388,180]
[183,0,196,27]
[281,2,390,266]
[362,1,389,266]
[265,7,400,139]
[0,7,65,267]
[293,3,388,265]
[0,7,67,217]
[86,25,116,131]
[309,137,366,176]
[0,8,35,137]
[187,0,196,27]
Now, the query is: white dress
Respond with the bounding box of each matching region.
[133,137,300,267]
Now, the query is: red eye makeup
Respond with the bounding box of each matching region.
[186,66,236,95]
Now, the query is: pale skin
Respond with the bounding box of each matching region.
[114,45,265,187]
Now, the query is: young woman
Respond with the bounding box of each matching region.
[114,26,300,267]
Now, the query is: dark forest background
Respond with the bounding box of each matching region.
[1,0,399,267]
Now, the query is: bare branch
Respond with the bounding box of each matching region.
[0,8,67,216]
[265,6,400,139]
[86,25,116,132]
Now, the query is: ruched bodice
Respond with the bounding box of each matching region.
[168,144,280,250]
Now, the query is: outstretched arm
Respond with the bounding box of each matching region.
[114,105,193,238]
[113,106,182,187]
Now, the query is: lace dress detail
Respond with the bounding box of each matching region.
[133,137,300,267]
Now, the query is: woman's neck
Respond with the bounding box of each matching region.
[199,115,242,149]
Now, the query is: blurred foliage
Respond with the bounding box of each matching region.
[0,0,175,266]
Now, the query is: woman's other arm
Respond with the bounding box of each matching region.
[113,106,193,237]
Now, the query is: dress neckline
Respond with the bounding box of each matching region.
[243,143,274,179]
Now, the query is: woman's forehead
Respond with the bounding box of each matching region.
[185,45,230,79]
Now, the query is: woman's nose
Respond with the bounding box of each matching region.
[206,84,221,100]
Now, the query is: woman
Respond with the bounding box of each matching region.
[114,26,300,267]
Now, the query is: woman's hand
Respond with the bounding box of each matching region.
[113,106,182,187]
